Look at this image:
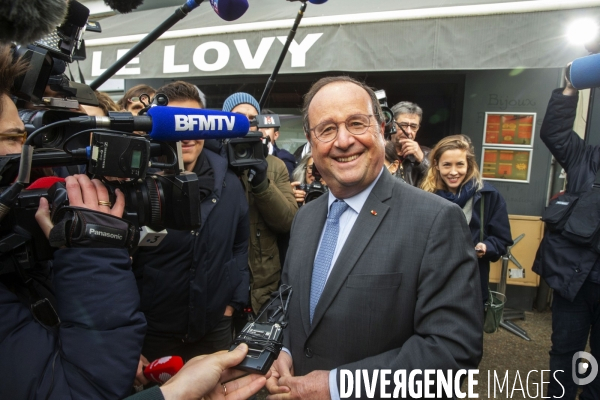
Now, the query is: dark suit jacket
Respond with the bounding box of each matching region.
[281,170,483,398]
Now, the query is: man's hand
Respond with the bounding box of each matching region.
[267,370,330,400]
[160,344,267,400]
[398,138,424,163]
[133,354,150,388]
[563,62,578,97]
[35,175,125,240]
[475,242,487,258]
[290,181,306,205]
[266,351,293,396]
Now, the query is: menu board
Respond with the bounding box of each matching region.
[481,148,532,183]
[483,113,535,147]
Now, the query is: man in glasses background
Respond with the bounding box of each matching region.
[389,101,431,187]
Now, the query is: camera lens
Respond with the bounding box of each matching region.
[234,144,253,160]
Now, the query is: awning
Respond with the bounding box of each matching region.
[79,0,600,80]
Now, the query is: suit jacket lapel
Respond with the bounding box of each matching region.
[309,171,395,332]
[297,195,328,336]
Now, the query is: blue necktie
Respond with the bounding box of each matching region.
[310,200,349,323]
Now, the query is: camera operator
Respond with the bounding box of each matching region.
[0,45,146,399]
[290,152,327,206]
[0,174,146,399]
[533,72,600,399]
[222,93,298,315]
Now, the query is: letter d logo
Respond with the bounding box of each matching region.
[572,351,598,386]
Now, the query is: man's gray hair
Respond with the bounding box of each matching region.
[391,101,423,122]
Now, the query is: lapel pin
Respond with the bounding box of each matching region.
[371,210,377,216]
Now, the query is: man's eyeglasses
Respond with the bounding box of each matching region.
[395,121,420,132]
[310,114,374,143]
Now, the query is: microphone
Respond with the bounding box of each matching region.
[569,53,600,90]
[104,0,145,14]
[0,0,68,44]
[69,107,250,141]
[209,0,249,21]
[143,356,184,384]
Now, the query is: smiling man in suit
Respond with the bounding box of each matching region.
[266,76,483,400]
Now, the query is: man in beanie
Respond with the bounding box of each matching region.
[223,93,297,315]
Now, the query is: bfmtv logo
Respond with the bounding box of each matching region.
[572,351,598,385]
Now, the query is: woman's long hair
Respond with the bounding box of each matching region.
[292,152,312,184]
[421,134,484,193]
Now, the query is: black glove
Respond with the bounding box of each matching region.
[250,159,268,187]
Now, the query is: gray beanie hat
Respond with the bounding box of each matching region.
[222,92,260,113]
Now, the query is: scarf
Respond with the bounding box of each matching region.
[435,179,478,209]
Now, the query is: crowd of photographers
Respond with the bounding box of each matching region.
[0,30,598,398]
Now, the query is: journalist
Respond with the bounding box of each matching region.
[534,72,600,399]
[223,93,297,314]
[290,152,327,206]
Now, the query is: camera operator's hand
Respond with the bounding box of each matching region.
[290,181,306,205]
[35,175,125,240]
[250,159,268,188]
[563,62,578,97]
[160,344,267,400]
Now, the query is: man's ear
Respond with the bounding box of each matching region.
[274,130,280,141]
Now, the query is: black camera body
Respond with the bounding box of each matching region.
[226,131,265,173]
[297,181,328,203]
[230,322,283,374]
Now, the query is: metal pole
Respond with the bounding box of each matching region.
[90,0,204,90]
[258,1,307,110]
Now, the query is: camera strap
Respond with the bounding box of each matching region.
[49,206,139,250]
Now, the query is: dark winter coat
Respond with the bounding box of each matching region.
[272,143,296,179]
[133,143,249,342]
[533,88,600,301]
[0,248,146,400]
[469,182,513,268]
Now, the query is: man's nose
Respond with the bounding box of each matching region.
[335,123,355,147]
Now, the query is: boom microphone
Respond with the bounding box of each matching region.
[209,0,249,21]
[569,53,600,90]
[143,356,184,384]
[0,0,68,44]
[69,107,251,141]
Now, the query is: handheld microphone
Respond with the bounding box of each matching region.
[146,106,250,140]
[104,0,145,14]
[209,0,249,21]
[68,107,250,141]
[143,356,184,384]
[569,53,600,90]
